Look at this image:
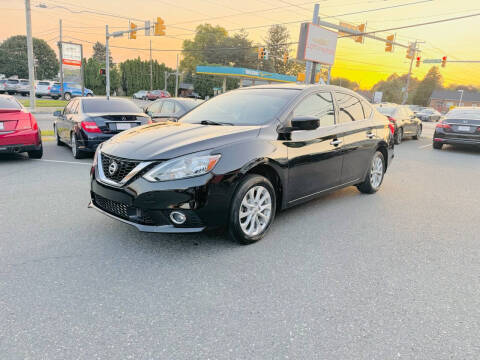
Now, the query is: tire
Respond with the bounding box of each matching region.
[52,96,60,100]
[86,93,93,97]
[228,174,276,245]
[433,142,443,150]
[413,125,422,140]
[394,127,403,145]
[64,92,72,101]
[36,95,42,98]
[71,132,83,159]
[28,143,43,159]
[357,151,385,194]
[54,125,63,146]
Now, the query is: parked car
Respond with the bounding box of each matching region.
[5,79,20,95]
[50,82,94,100]
[0,95,42,158]
[146,89,170,101]
[145,98,204,122]
[17,79,31,96]
[433,107,480,150]
[0,79,7,94]
[35,80,54,98]
[54,97,151,159]
[416,107,442,122]
[375,104,422,144]
[408,104,425,114]
[132,90,148,100]
[89,84,394,244]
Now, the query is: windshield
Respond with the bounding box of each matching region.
[0,97,22,110]
[446,109,480,120]
[376,106,396,116]
[180,88,300,126]
[177,99,204,110]
[82,99,141,113]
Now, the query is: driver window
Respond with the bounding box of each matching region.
[293,92,335,127]
[161,101,175,114]
[149,101,162,114]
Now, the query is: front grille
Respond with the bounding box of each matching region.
[101,153,140,182]
[93,193,155,225]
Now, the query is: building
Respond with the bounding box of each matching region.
[429,89,480,113]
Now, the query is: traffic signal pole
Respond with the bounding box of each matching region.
[105,25,110,99]
[305,4,320,84]
[24,0,36,111]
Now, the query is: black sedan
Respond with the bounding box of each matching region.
[89,84,394,244]
[54,97,151,159]
[145,98,204,122]
[375,104,422,144]
[416,107,442,122]
[433,107,480,149]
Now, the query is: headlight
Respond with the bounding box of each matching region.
[143,153,221,182]
[91,143,102,176]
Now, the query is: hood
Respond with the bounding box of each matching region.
[101,122,261,160]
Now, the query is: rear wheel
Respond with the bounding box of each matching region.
[36,95,42,98]
[433,141,443,150]
[71,132,83,159]
[64,92,72,101]
[413,125,422,140]
[228,175,276,245]
[394,127,403,145]
[357,151,385,194]
[28,143,43,159]
[86,93,93,97]
[54,125,63,146]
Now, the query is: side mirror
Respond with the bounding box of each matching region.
[291,116,320,131]
[53,110,62,117]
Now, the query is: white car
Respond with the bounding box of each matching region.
[35,80,54,98]
[17,79,31,96]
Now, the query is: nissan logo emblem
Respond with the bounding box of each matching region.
[108,161,118,176]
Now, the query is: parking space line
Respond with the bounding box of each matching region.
[32,159,92,166]
[419,144,432,149]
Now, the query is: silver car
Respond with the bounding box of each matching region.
[35,80,54,98]
[0,79,7,94]
[17,79,31,96]
[5,79,20,94]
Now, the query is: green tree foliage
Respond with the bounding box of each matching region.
[0,35,59,79]
[181,24,257,72]
[263,25,290,73]
[119,58,175,96]
[83,58,120,95]
[92,41,112,64]
[183,71,238,98]
[330,77,360,91]
[412,66,442,106]
[371,73,420,103]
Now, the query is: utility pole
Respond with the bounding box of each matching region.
[24,0,35,111]
[175,53,179,97]
[402,40,419,105]
[105,24,110,99]
[305,3,320,84]
[59,19,64,99]
[149,39,153,91]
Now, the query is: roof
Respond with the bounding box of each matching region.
[430,89,480,102]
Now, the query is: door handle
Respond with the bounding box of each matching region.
[330,139,343,146]
[366,132,375,139]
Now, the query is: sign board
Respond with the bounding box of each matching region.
[373,91,383,104]
[60,42,83,84]
[297,23,338,65]
[423,59,442,64]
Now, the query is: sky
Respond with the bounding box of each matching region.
[1,0,480,89]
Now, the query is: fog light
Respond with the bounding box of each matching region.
[170,211,187,225]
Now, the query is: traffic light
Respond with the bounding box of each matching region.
[283,52,289,64]
[99,68,106,75]
[257,47,268,60]
[385,34,395,52]
[416,56,421,67]
[129,22,137,39]
[355,23,366,43]
[406,43,415,59]
[441,56,447,68]
[154,17,166,36]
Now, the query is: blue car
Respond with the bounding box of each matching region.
[50,82,93,100]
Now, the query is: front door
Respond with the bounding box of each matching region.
[285,91,344,204]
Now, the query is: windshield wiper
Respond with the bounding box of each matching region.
[197,120,233,126]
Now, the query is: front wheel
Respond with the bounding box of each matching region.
[228,175,276,245]
[413,125,422,140]
[64,92,72,101]
[357,151,385,194]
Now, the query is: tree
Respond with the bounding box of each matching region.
[0,35,59,79]
[330,77,360,91]
[263,25,290,73]
[83,57,120,95]
[92,41,112,64]
[371,73,420,103]
[412,66,443,106]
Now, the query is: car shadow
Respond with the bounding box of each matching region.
[441,144,480,155]
[0,152,29,162]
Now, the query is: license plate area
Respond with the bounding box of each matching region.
[110,122,136,131]
[457,125,471,132]
[0,122,3,130]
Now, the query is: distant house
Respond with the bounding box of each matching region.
[429,89,480,113]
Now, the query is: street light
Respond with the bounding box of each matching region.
[458,89,464,107]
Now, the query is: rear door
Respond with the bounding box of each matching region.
[286,91,343,203]
[58,100,74,140]
[65,99,78,141]
[334,91,377,184]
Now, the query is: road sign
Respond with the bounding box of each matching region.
[423,59,442,64]
[297,23,338,65]
[60,42,83,85]
[373,91,383,104]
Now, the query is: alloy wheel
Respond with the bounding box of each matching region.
[370,153,384,190]
[239,185,272,236]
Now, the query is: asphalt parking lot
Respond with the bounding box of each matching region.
[1,124,480,359]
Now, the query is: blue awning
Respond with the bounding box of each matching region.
[196,65,297,83]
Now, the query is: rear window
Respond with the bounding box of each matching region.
[446,109,480,120]
[176,99,204,110]
[82,99,141,113]
[376,106,396,116]
[0,80,6,84]
[38,81,50,85]
[20,80,29,85]
[7,79,19,84]
[0,97,22,109]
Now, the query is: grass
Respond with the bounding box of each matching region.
[20,99,69,108]
[42,130,54,136]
